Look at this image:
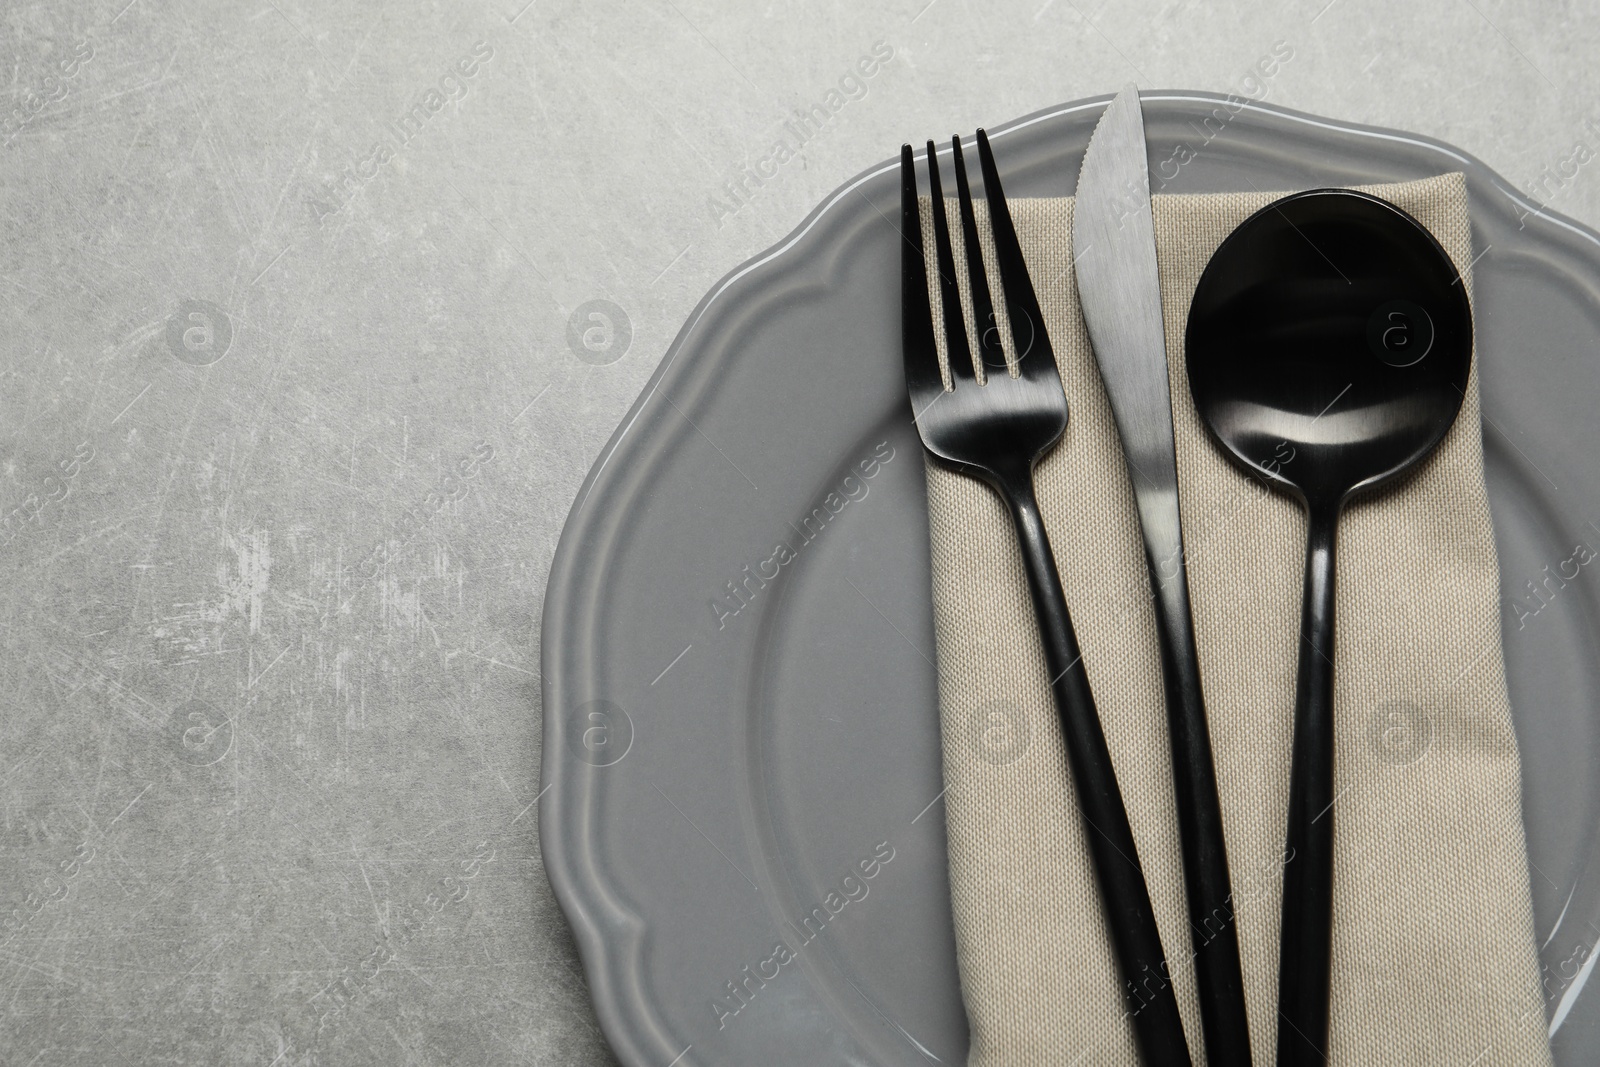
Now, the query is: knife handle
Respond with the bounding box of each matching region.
[1148,544,1255,1066]
[993,461,1192,1067]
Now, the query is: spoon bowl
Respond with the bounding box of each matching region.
[1185,188,1473,1066]
[1188,189,1472,505]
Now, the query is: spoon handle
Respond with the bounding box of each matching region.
[993,462,1192,1067]
[1276,501,1340,1065]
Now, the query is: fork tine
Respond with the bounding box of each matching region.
[926,139,977,385]
[976,128,1055,375]
[952,135,1005,374]
[901,144,944,398]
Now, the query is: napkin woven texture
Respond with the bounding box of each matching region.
[923,173,1552,1066]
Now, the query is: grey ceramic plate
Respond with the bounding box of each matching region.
[541,91,1600,1066]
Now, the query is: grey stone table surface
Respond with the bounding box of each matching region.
[2,0,1598,1063]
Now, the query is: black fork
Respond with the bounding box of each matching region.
[902,132,1192,1067]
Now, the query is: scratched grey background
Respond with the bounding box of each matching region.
[2,0,1598,1063]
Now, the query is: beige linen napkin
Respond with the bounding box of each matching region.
[924,174,1553,1065]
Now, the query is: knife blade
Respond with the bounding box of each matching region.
[1073,85,1255,1066]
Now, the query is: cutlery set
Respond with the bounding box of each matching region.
[900,86,1471,1065]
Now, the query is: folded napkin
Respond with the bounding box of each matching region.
[923,174,1553,1065]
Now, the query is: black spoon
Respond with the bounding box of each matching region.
[1185,188,1473,1065]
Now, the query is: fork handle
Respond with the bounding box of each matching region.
[993,462,1192,1067]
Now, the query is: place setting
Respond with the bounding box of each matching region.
[542,87,1600,1066]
